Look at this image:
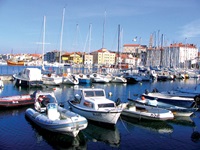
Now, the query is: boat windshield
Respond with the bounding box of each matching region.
[84,90,105,97]
[98,103,115,108]
[47,103,57,109]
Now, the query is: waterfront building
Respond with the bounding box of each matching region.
[123,44,147,67]
[146,43,198,69]
[44,50,60,63]
[68,52,83,64]
[165,43,198,69]
[123,44,147,55]
[83,54,93,65]
[91,48,116,66]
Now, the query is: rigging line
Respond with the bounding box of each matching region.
[119,116,130,133]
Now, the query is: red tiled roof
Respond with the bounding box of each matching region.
[123,44,140,47]
[170,43,197,48]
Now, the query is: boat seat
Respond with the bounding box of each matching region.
[47,103,60,120]
[35,101,46,113]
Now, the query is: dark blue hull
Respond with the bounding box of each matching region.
[143,95,195,108]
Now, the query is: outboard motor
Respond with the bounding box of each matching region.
[115,98,121,106]
[152,88,159,93]
[145,89,149,95]
[59,102,64,108]
[194,95,200,105]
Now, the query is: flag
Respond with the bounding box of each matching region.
[133,36,137,42]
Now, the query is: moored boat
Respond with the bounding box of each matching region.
[142,89,195,108]
[25,91,88,137]
[68,88,122,125]
[7,59,25,66]
[110,75,127,83]
[75,74,91,84]
[120,101,174,121]
[42,73,63,86]
[62,73,79,85]
[90,73,110,83]
[0,93,34,108]
[13,68,43,87]
[129,97,198,117]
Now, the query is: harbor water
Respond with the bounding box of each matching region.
[0,67,200,150]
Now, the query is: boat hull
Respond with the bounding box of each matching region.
[142,93,195,108]
[42,76,63,85]
[79,78,91,84]
[0,94,34,107]
[68,101,121,125]
[14,78,43,87]
[7,60,24,66]
[25,107,88,137]
[121,104,174,121]
[62,77,79,85]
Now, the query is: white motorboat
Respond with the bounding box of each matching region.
[90,73,110,83]
[13,68,43,87]
[130,97,198,117]
[62,73,79,85]
[42,73,63,86]
[61,64,79,85]
[25,91,88,137]
[110,75,127,83]
[121,101,174,121]
[68,88,122,125]
[142,89,195,108]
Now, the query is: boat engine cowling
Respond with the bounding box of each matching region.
[115,98,121,106]
[194,95,200,105]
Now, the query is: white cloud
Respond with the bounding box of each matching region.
[180,19,200,38]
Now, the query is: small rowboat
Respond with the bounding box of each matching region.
[0,94,34,108]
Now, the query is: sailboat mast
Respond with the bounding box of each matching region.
[42,15,46,69]
[117,24,120,66]
[59,7,65,64]
[88,24,92,53]
[102,10,106,48]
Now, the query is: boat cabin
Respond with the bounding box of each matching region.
[19,68,42,81]
[74,88,116,110]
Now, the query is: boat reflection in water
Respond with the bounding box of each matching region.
[121,115,173,134]
[82,122,120,148]
[167,116,196,127]
[25,116,87,150]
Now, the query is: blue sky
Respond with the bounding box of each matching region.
[0,0,200,54]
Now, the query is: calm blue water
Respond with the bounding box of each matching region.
[0,70,200,149]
